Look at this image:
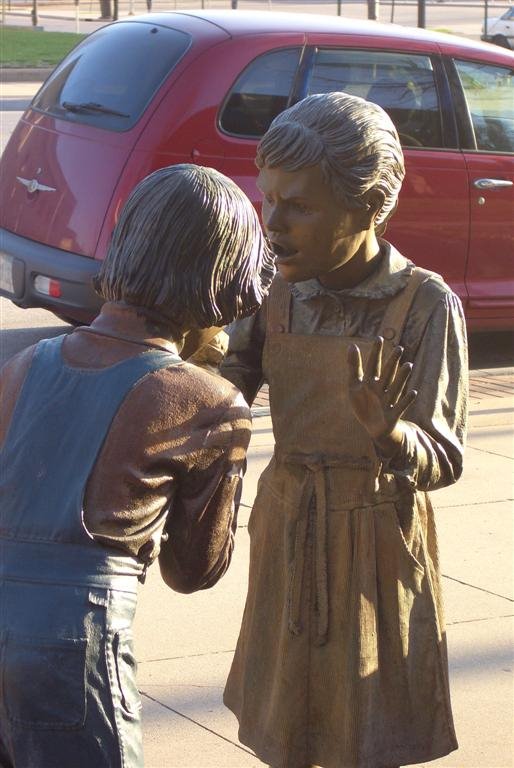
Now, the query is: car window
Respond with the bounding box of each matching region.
[32,22,190,132]
[306,49,443,149]
[501,7,514,19]
[220,48,301,137]
[454,59,514,153]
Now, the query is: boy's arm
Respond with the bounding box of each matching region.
[158,398,251,593]
[220,304,266,406]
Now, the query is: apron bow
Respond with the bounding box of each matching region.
[279,451,372,647]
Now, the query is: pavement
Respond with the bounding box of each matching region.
[1,79,513,768]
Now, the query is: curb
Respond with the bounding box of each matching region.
[0,67,53,83]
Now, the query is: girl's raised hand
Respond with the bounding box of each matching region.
[347,336,417,444]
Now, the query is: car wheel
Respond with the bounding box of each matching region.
[492,35,511,48]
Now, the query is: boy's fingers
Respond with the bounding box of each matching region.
[365,336,383,381]
[348,343,364,385]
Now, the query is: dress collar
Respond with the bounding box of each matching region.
[291,241,414,302]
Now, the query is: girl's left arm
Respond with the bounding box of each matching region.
[384,290,468,491]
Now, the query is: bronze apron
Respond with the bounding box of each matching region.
[224,272,458,768]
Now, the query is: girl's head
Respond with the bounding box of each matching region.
[95,164,274,330]
[256,91,405,227]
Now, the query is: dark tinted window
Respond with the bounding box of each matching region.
[220,48,301,137]
[32,22,190,132]
[454,59,514,153]
[307,49,443,149]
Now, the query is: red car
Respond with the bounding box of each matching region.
[0,10,513,329]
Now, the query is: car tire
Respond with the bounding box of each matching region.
[492,35,511,48]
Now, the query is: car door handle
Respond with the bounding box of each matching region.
[473,178,513,190]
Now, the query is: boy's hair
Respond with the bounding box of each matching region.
[256,92,405,226]
[95,164,274,328]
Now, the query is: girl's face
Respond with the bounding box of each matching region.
[257,163,378,289]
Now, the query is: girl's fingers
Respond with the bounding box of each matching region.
[364,336,383,381]
[392,388,418,420]
[381,345,403,391]
[348,343,364,385]
[387,361,413,405]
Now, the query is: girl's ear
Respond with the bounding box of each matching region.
[362,189,386,228]
[375,199,399,237]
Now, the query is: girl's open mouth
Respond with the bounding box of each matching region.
[272,242,298,262]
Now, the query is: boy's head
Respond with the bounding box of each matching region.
[95,164,274,331]
[256,91,405,229]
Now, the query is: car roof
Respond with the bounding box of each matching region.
[129,9,514,59]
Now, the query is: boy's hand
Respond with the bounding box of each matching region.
[347,337,417,448]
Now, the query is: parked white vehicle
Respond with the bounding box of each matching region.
[482,5,514,48]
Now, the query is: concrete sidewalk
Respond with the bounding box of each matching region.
[134,392,514,768]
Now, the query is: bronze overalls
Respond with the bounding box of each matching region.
[224,273,457,768]
[0,336,181,768]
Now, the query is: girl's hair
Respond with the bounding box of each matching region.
[256,92,405,226]
[95,164,274,328]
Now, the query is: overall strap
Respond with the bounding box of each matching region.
[378,267,435,346]
[0,335,182,548]
[266,274,292,335]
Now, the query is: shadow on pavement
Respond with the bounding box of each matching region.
[469,331,514,370]
[0,325,72,365]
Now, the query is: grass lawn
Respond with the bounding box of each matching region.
[1,26,86,68]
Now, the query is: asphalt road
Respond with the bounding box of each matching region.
[2,0,498,40]
[0,109,25,156]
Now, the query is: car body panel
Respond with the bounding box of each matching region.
[0,114,133,257]
[0,15,229,262]
[464,151,514,316]
[0,10,512,328]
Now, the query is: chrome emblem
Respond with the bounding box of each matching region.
[16,176,56,194]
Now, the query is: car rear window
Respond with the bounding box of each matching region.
[32,22,191,132]
[220,48,302,137]
[306,49,443,149]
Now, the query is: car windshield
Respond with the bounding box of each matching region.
[32,22,191,132]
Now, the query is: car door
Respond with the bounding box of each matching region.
[298,38,470,302]
[450,56,514,327]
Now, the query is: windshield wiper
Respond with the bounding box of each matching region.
[61,101,129,117]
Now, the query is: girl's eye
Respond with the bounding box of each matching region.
[291,202,311,214]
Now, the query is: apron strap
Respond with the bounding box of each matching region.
[378,267,436,346]
[266,274,292,335]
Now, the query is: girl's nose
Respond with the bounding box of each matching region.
[264,204,284,234]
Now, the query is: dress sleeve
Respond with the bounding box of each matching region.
[220,304,267,406]
[158,396,252,593]
[381,289,468,492]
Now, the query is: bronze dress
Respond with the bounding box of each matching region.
[223,245,468,768]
